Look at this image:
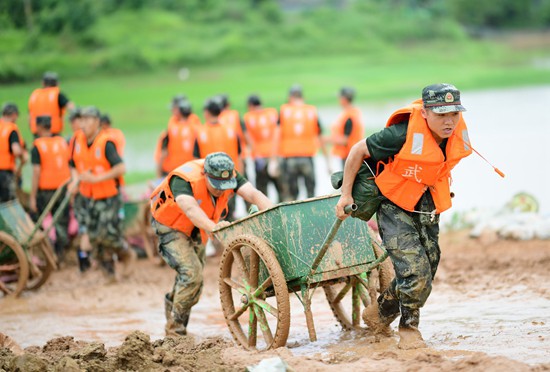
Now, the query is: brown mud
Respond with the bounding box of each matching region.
[1,230,549,371]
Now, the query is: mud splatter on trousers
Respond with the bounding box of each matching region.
[152,218,205,327]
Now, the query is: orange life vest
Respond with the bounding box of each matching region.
[330,106,364,159]
[28,86,64,135]
[220,109,246,156]
[72,130,119,200]
[375,99,472,213]
[279,103,319,157]
[168,113,202,128]
[34,135,71,190]
[150,159,233,243]
[0,121,18,171]
[161,120,197,174]
[243,108,278,158]
[196,122,242,172]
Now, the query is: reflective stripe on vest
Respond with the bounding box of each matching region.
[330,106,364,159]
[243,107,278,158]
[34,136,71,190]
[72,130,118,200]
[279,103,319,157]
[150,159,233,243]
[375,99,472,213]
[28,87,63,134]
[0,121,18,171]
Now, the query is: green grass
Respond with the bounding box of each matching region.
[2,41,549,186]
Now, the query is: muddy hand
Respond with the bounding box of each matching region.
[213,220,231,231]
[336,194,354,220]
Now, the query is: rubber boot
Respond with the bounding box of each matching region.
[164,295,187,337]
[398,307,426,350]
[363,288,400,339]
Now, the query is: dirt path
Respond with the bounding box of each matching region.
[1,231,549,371]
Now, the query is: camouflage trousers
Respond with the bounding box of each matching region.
[73,193,91,230]
[36,189,70,259]
[152,218,205,323]
[255,158,281,203]
[87,195,126,272]
[376,198,441,312]
[280,157,315,202]
[0,170,16,203]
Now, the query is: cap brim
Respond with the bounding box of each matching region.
[430,104,466,114]
[207,175,237,191]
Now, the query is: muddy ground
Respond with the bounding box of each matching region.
[1,230,549,371]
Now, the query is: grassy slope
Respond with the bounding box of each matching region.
[2,41,549,184]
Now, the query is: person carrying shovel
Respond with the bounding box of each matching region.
[336,83,473,349]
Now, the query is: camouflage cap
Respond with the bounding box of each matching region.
[289,84,303,97]
[1,102,19,116]
[80,106,101,118]
[68,107,81,121]
[203,98,221,116]
[178,100,192,116]
[204,152,237,190]
[422,83,466,114]
[43,71,59,82]
[340,86,355,101]
[172,94,187,105]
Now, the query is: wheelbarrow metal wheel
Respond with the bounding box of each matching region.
[0,231,29,298]
[25,232,55,290]
[324,233,394,331]
[219,234,290,350]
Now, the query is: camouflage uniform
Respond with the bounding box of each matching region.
[281,157,315,201]
[73,193,90,229]
[87,194,130,275]
[0,170,16,203]
[35,189,70,260]
[152,219,205,335]
[255,158,281,202]
[375,182,441,329]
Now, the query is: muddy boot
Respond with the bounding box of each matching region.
[164,295,188,337]
[363,288,400,339]
[398,307,426,350]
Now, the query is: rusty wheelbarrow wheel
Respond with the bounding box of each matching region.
[0,232,29,298]
[219,234,290,350]
[324,235,394,331]
[25,232,56,290]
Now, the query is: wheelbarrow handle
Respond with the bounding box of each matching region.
[343,203,357,214]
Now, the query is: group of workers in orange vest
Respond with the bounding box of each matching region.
[1,73,364,277]
[0,72,132,277]
[153,85,364,219]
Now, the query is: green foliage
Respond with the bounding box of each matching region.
[0,0,547,84]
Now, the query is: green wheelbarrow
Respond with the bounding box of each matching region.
[213,194,393,351]
[0,180,73,298]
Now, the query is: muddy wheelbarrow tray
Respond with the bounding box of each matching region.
[0,182,69,298]
[213,194,390,351]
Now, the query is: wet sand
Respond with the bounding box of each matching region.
[1,230,549,370]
